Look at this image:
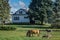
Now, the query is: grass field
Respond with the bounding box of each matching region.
[2,24,51,28]
[0,27,60,40]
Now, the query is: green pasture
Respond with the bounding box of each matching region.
[2,24,51,28]
[0,27,60,40]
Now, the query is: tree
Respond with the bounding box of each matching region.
[51,0,60,28]
[28,0,53,25]
[0,0,10,26]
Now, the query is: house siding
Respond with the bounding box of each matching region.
[11,9,30,23]
[12,15,30,23]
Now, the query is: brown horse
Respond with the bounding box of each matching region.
[26,30,40,37]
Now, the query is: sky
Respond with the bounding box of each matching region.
[9,0,55,14]
[9,0,31,14]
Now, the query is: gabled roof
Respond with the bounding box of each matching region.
[12,9,28,15]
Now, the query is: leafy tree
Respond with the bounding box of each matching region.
[0,0,10,26]
[51,0,60,28]
[28,0,54,25]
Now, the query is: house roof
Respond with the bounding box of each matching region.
[12,9,28,15]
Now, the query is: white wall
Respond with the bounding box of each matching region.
[12,15,30,23]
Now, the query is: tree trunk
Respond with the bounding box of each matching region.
[40,15,44,25]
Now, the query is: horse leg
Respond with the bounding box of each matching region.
[37,33,40,36]
[26,32,29,37]
[26,32,31,37]
[27,33,31,37]
[37,32,40,36]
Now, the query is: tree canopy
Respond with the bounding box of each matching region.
[28,0,54,24]
[51,0,60,28]
[0,0,10,25]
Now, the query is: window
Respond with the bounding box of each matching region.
[19,11,22,14]
[24,16,28,18]
[14,17,19,20]
[21,11,23,13]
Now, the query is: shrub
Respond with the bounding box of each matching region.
[0,27,16,30]
[51,23,60,28]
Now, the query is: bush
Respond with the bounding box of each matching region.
[5,23,30,25]
[51,23,60,28]
[0,27,16,30]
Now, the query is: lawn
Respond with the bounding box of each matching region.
[0,27,60,40]
[3,24,51,28]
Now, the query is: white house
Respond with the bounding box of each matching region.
[11,9,30,23]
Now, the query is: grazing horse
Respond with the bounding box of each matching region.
[26,30,40,37]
